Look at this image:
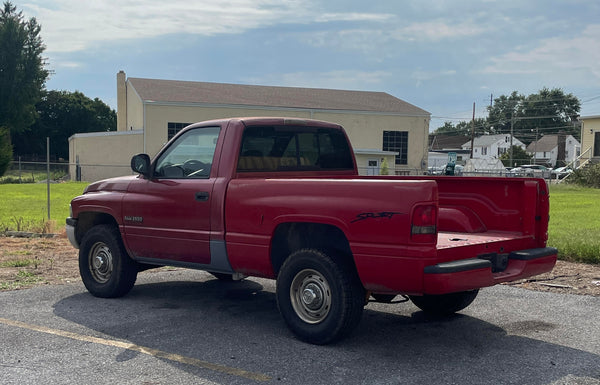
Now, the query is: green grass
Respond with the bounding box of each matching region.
[0,259,34,268]
[0,182,88,233]
[547,184,600,264]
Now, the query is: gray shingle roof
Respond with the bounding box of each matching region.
[527,135,558,152]
[128,77,430,116]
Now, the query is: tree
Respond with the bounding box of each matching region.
[499,145,532,168]
[0,1,49,175]
[12,90,117,159]
[0,126,10,174]
[434,118,491,137]
[487,88,580,144]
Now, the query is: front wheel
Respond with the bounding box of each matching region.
[409,290,479,316]
[276,249,365,345]
[79,224,138,298]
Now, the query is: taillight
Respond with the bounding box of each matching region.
[411,205,437,243]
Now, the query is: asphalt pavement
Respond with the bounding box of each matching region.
[0,269,598,385]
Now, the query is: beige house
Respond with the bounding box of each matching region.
[579,115,600,166]
[69,71,430,181]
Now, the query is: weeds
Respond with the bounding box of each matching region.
[0,259,33,268]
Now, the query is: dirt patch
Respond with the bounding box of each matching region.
[1,234,599,296]
[0,231,79,290]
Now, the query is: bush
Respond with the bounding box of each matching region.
[567,163,600,188]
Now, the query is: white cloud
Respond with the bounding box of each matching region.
[315,12,393,23]
[482,25,600,85]
[24,0,308,52]
[22,0,394,54]
[392,20,486,42]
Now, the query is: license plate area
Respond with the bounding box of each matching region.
[478,253,509,273]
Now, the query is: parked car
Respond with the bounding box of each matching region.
[511,164,551,178]
[551,166,573,179]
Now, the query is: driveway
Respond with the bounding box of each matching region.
[0,269,598,385]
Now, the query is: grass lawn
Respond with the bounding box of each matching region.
[547,184,600,264]
[0,182,88,233]
[0,181,598,264]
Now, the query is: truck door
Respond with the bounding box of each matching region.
[122,126,221,265]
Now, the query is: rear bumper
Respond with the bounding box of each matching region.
[423,247,557,294]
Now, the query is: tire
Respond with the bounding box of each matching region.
[79,224,138,298]
[276,249,365,345]
[409,290,479,316]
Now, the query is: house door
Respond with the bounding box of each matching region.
[594,132,600,157]
[367,158,380,175]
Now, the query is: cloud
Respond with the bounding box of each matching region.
[22,0,394,54]
[392,20,487,42]
[315,12,393,23]
[481,24,600,85]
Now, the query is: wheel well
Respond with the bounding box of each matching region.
[271,222,354,276]
[76,212,119,245]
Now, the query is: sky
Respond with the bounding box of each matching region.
[17,0,600,131]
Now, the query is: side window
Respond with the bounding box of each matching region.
[154,126,220,179]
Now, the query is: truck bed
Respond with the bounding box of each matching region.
[437,230,530,250]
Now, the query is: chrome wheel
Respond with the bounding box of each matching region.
[290,269,332,324]
[88,242,113,284]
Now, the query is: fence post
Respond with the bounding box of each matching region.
[76,155,81,182]
[18,156,22,183]
[47,137,50,221]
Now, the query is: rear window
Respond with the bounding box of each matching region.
[237,125,354,172]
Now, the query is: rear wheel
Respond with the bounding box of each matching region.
[409,290,479,316]
[276,249,365,344]
[79,225,138,298]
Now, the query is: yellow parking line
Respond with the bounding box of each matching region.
[0,317,271,382]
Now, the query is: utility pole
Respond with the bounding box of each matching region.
[470,102,475,158]
[509,110,514,167]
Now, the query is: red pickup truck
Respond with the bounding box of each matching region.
[66,117,557,344]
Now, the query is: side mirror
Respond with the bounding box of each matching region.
[131,154,152,178]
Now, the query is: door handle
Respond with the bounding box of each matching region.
[195,191,209,201]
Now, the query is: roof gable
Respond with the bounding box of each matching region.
[462,134,525,148]
[429,134,470,150]
[128,77,430,116]
[527,135,558,152]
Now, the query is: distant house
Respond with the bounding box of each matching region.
[68,71,431,181]
[526,134,580,167]
[461,134,525,160]
[428,134,470,169]
[579,115,600,166]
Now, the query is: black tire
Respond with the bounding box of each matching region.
[276,249,365,345]
[79,224,138,298]
[409,290,479,316]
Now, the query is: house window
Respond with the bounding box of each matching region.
[482,147,487,156]
[383,131,408,165]
[498,148,507,156]
[168,122,192,140]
